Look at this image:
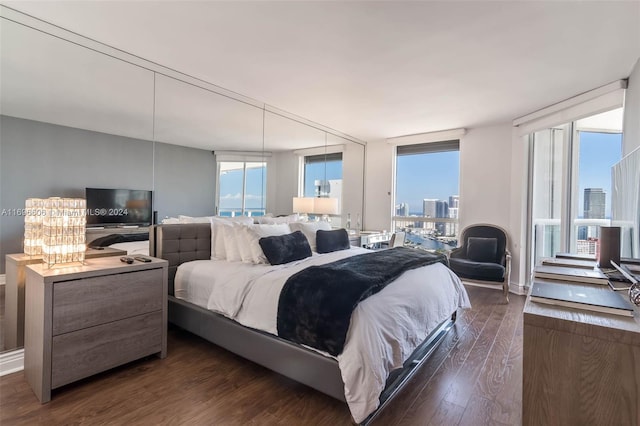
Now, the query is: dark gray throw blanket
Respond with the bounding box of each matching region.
[276,247,448,356]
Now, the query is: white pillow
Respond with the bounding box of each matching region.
[222,223,244,262]
[178,215,215,224]
[209,216,253,260]
[237,225,255,263]
[289,221,331,252]
[257,213,300,225]
[244,224,291,264]
[161,217,180,224]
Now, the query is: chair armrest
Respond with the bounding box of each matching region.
[449,246,465,259]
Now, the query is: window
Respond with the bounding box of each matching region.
[528,108,623,267]
[217,161,266,217]
[303,153,343,198]
[394,140,460,250]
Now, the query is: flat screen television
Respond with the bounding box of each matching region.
[86,188,153,227]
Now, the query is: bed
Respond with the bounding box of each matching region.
[150,222,470,424]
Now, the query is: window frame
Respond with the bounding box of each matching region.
[392,139,461,239]
[526,109,623,274]
[215,159,267,217]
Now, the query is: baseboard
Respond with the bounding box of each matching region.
[0,274,5,286]
[461,280,528,296]
[0,348,24,376]
[510,281,528,296]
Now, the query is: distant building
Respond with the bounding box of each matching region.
[423,199,448,234]
[578,226,588,240]
[435,201,448,235]
[422,199,437,230]
[447,206,459,236]
[395,203,409,217]
[584,188,605,219]
[449,195,459,209]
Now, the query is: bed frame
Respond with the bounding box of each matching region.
[150,223,457,424]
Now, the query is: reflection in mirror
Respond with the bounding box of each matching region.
[265,112,324,217]
[1,19,155,354]
[264,111,365,228]
[0,14,366,358]
[0,19,154,141]
[154,75,263,151]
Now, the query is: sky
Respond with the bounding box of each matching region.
[395,151,460,214]
[219,165,266,212]
[303,160,342,197]
[218,160,342,213]
[577,131,622,218]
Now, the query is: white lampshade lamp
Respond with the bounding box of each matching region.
[313,197,339,222]
[292,197,315,222]
[42,197,87,266]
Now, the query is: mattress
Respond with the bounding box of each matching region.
[174,247,470,422]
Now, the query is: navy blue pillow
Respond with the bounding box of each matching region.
[467,237,498,263]
[316,229,350,254]
[259,231,312,265]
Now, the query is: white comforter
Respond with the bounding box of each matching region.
[174,247,470,422]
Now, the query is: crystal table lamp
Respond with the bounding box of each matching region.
[41,197,87,266]
[24,198,44,256]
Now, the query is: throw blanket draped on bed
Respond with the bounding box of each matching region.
[277,247,448,356]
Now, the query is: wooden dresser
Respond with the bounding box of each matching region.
[24,256,168,403]
[4,247,127,350]
[523,282,640,425]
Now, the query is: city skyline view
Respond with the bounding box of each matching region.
[395,150,460,216]
[577,131,622,219]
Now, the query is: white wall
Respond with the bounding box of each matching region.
[458,125,513,231]
[342,142,366,228]
[363,140,394,232]
[363,124,528,289]
[623,58,640,156]
[269,151,299,216]
[460,124,528,289]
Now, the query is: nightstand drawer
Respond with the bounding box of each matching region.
[51,311,162,388]
[52,268,163,335]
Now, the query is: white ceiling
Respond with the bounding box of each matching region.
[3,1,640,142]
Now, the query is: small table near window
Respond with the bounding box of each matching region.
[358,231,391,249]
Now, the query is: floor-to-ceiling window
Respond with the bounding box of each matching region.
[217,161,267,217]
[530,125,568,264]
[302,153,343,199]
[529,108,623,268]
[394,140,460,250]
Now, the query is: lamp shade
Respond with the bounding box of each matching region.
[292,197,315,213]
[313,197,339,215]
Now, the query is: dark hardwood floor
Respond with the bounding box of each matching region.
[0,285,524,425]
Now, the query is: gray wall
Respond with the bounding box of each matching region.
[0,115,216,273]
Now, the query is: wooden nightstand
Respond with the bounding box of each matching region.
[24,256,167,403]
[4,247,127,349]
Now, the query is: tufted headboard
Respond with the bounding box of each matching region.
[150,223,211,295]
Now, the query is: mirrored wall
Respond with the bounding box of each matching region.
[0,7,365,353]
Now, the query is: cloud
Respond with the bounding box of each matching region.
[220,193,264,200]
